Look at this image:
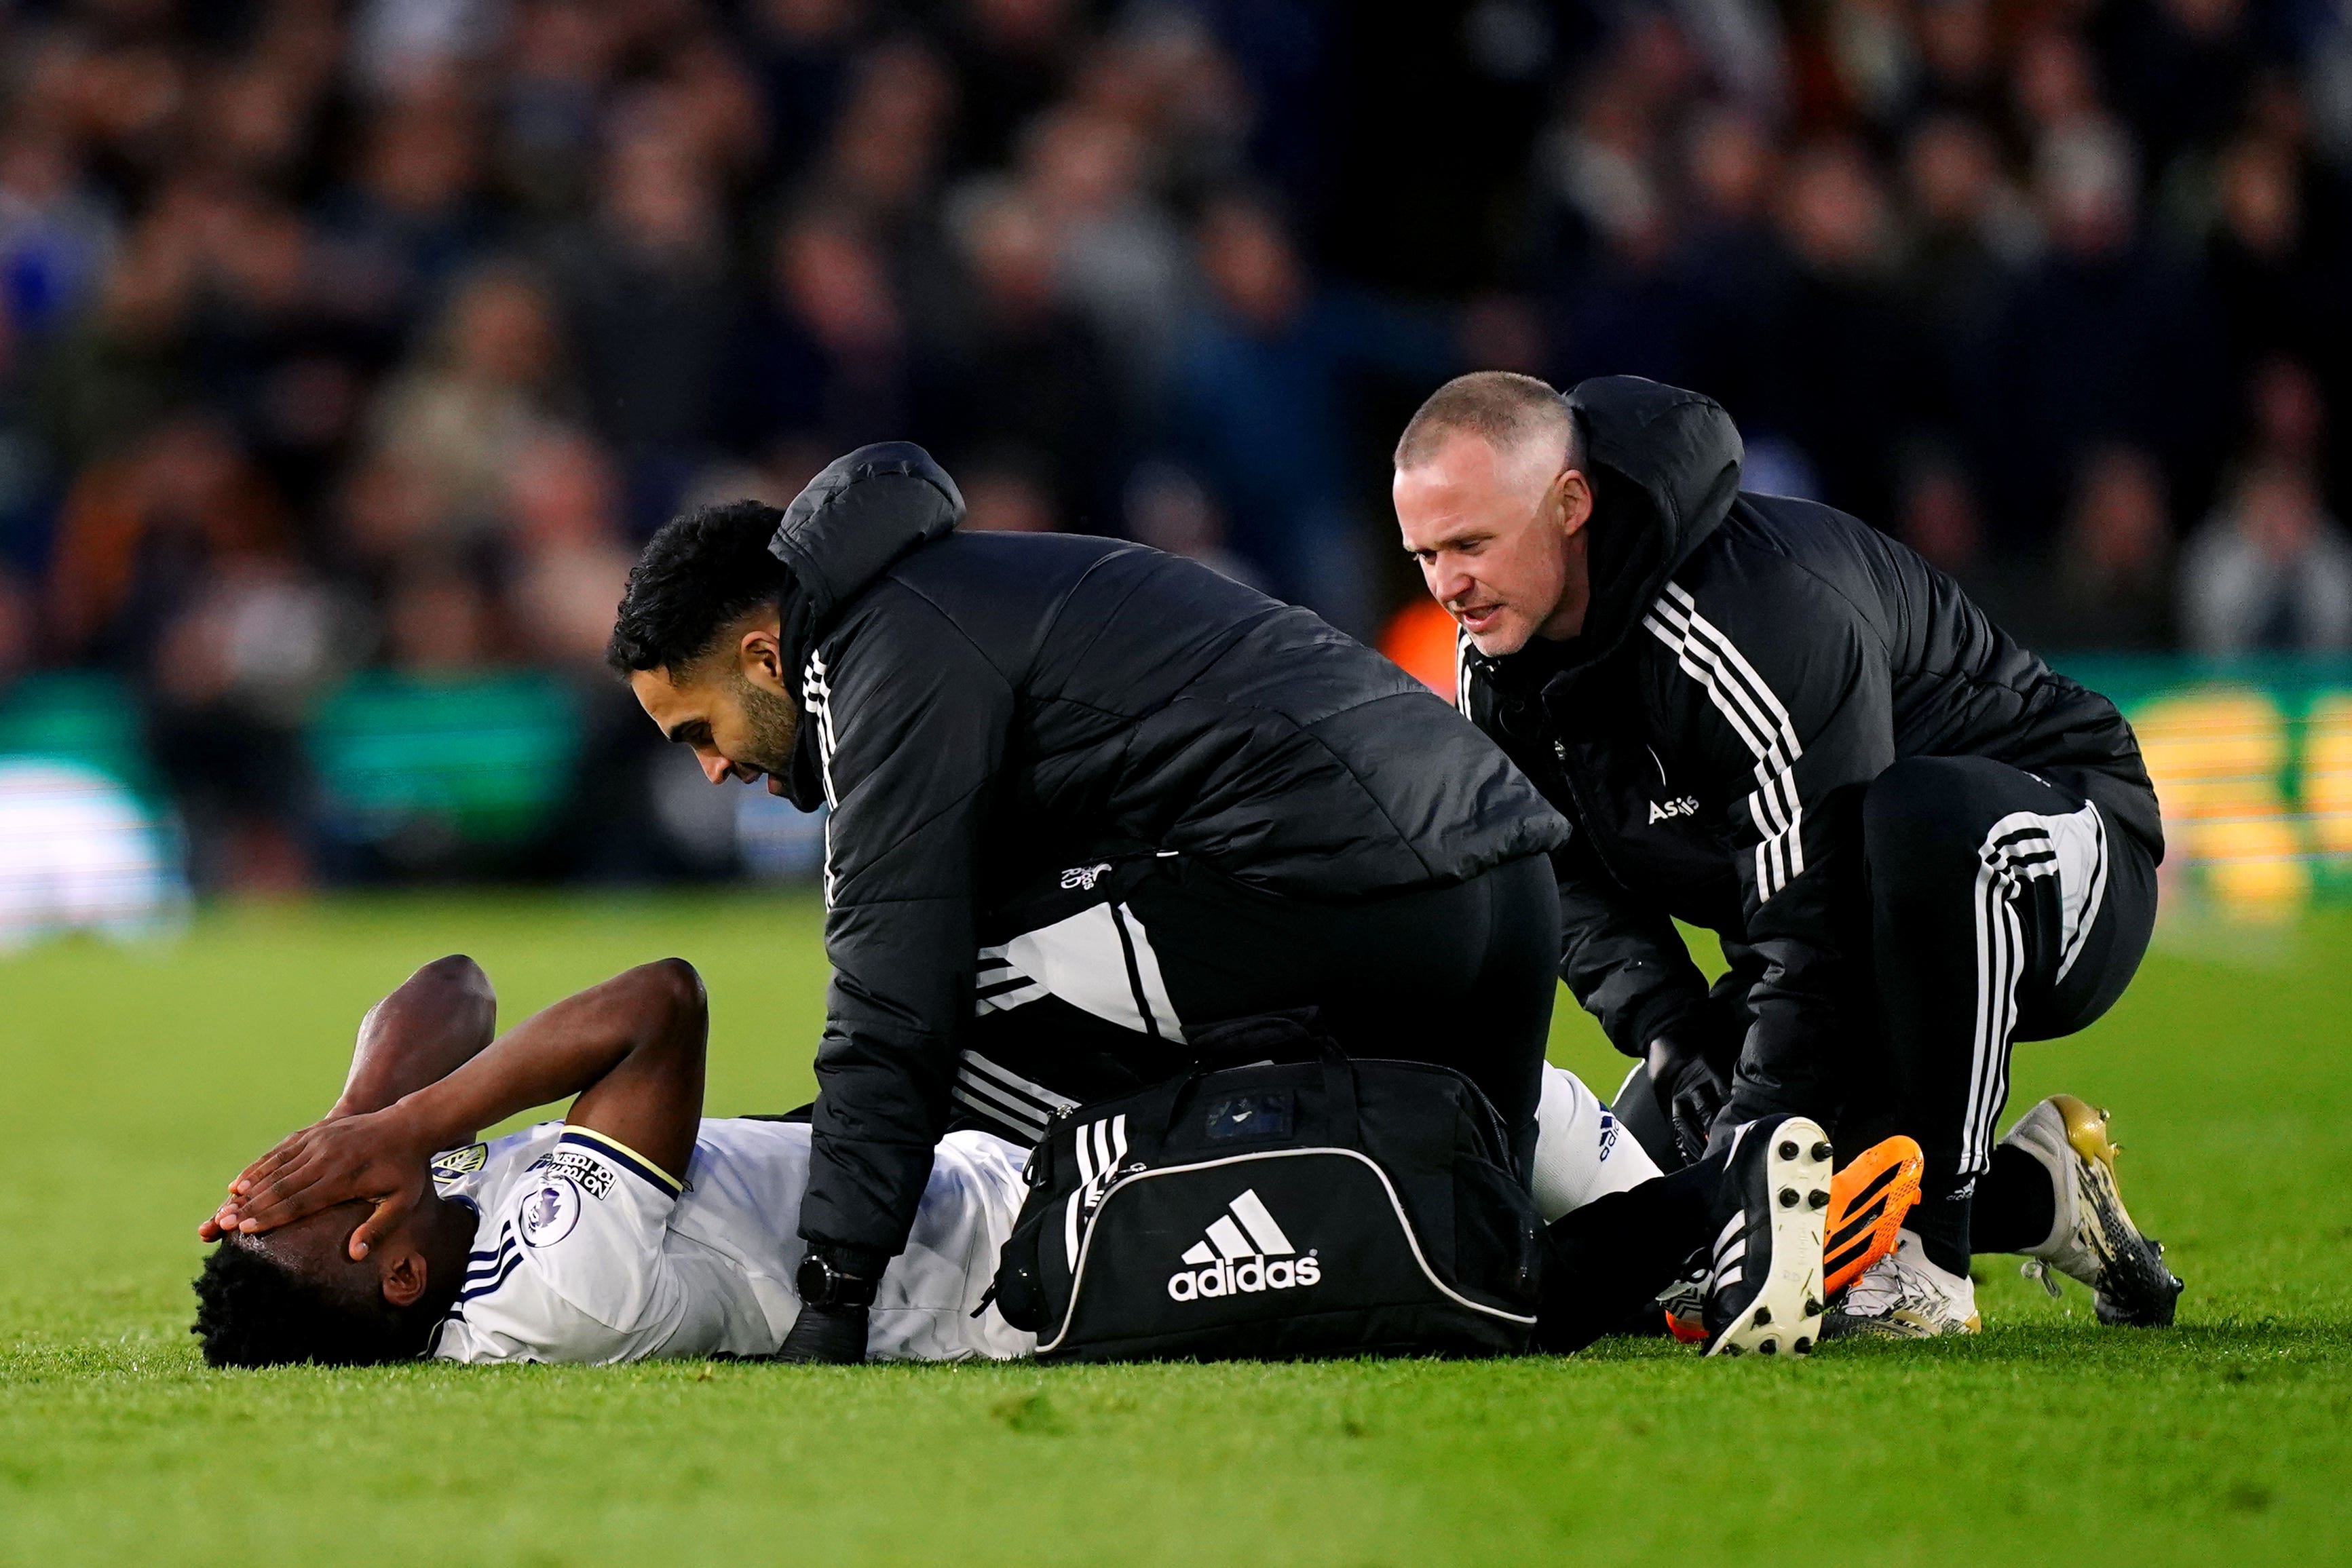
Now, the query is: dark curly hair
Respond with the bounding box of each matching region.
[191,1240,438,1369]
[605,499,793,674]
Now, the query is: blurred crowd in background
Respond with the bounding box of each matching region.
[0,0,2347,900]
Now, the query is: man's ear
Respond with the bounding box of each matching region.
[380,1246,430,1309]
[736,619,793,699]
[1555,466,1595,537]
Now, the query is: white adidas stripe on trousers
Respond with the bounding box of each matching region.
[1961,799,2110,1174]
[974,900,1186,1043]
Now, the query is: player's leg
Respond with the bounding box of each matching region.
[1540,1113,1864,1358]
[1532,1063,1661,1222]
[1834,754,2163,1336]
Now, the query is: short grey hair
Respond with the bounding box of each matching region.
[1394,370,1582,472]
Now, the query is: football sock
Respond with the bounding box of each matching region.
[1969,1143,2060,1255]
[1910,1183,1974,1277]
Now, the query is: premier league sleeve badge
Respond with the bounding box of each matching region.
[518,1177,583,1248]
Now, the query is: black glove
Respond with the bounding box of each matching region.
[774,1303,869,1364]
[1646,1034,1728,1166]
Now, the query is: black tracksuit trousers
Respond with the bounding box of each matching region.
[948,852,1559,1177]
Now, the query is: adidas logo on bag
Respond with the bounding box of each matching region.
[1165,1188,1322,1302]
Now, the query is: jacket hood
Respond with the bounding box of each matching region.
[767,441,964,673]
[1551,376,1743,672]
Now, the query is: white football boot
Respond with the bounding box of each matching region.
[1823,1229,1981,1339]
[1703,1116,1834,1358]
[2002,1094,2183,1326]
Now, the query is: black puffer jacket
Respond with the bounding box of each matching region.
[770,443,1567,1261]
[1458,378,2163,1126]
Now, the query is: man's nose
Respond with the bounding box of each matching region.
[1429,560,1472,605]
[698,752,731,785]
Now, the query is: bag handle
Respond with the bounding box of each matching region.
[1155,1046,1361,1147]
[1318,1039,1361,1149]
[1152,1010,1363,1146]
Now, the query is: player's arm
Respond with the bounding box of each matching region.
[200,955,501,1242]
[219,959,709,1257]
[328,955,500,1120]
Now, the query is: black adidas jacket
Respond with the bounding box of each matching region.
[1458,378,2163,1128]
[769,443,1568,1264]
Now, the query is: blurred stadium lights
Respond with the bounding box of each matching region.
[0,758,187,951]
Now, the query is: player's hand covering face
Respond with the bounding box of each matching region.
[212,1109,439,1261]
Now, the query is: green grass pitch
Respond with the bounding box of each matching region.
[3,892,2349,1565]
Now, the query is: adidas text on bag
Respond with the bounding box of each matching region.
[1167,1189,1321,1301]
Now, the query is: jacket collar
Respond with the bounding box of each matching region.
[767,441,965,809]
[1481,376,1744,695]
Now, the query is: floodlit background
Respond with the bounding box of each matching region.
[0,0,2345,936]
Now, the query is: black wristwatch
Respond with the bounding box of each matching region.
[795,1249,879,1310]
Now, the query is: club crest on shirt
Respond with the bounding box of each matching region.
[527,1145,616,1200]
[518,1177,582,1247]
[430,1143,488,1185]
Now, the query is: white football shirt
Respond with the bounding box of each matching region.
[426,1120,1036,1364]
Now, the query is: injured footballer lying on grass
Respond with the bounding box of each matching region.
[191,954,2175,1367]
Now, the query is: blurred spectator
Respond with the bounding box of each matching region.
[312,81,497,345]
[1677,106,1786,418]
[504,427,632,669]
[2100,0,2260,181]
[1123,459,1262,590]
[1900,115,2033,426]
[1893,450,2034,630]
[751,0,869,188]
[1169,195,1455,634]
[945,0,1081,171]
[0,128,117,342]
[544,94,739,521]
[960,460,1058,533]
[814,37,957,234]
[2043,446,2176,651]
[1018,103,1191,406]
[2180,463,2352,652]
[1540,78,1694,391]
[145,554,347,892]
[46,413,286,657]
[930,183,1117,520]
[0,567,31,691]
[727,206,913,460]
[495,0,621,214]
[383,550,497,671]
[1751,138,1920,525]
[37,183,204,472]
[369,262,571,524]
[1985,121,2222,541]
[2205,135,2344,391]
